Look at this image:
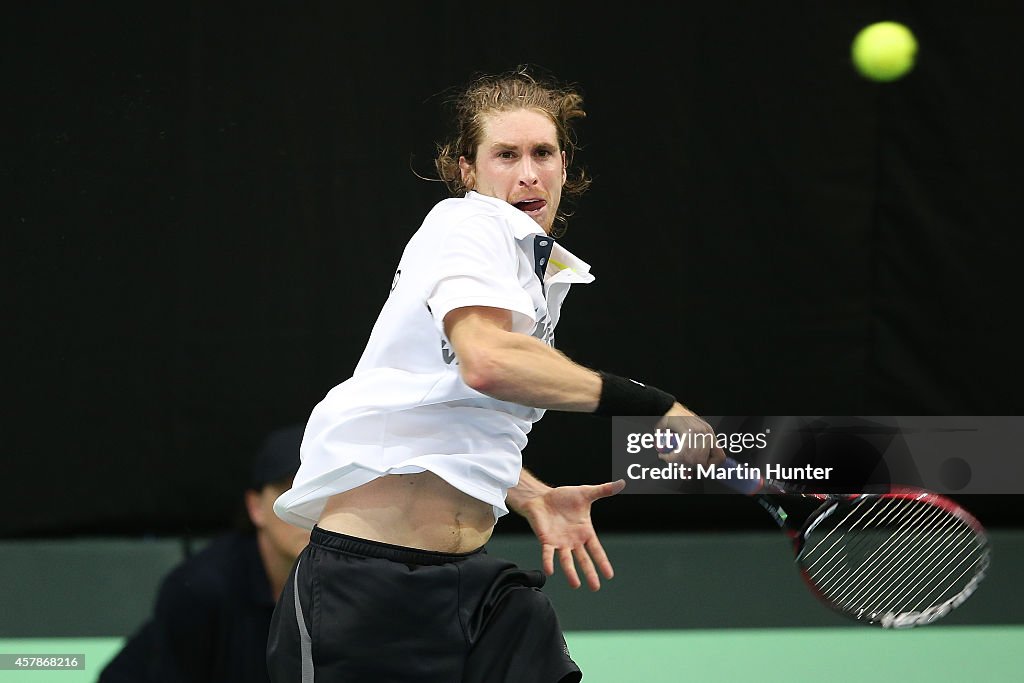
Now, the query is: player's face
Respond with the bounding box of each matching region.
[459,108,567,234]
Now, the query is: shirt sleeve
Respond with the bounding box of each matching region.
[425,215,536,336]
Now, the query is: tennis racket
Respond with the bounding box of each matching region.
[718,456,990,628]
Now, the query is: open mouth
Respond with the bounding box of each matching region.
[513,199,546,214]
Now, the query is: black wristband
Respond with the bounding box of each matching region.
[594,371,676,417]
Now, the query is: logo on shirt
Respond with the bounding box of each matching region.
[441,339,456,365]
[531,310,554,346]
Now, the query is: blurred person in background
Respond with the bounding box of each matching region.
[100,424,309,683]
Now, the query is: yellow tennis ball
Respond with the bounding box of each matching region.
[851,21,918,82]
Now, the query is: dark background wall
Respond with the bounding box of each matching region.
[7,1,1023,537]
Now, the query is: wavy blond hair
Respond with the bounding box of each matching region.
[434,66,591,235]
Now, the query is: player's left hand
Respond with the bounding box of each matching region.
[518,480,625,591]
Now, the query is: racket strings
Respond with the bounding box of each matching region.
[814,499,984,619]
[832,503,969,613]
[798,495,988,624]
[809,502,964,617]
[873,514,982,616]
[802,495,906,586]
[802,497,937,598]
[814,500,973,612]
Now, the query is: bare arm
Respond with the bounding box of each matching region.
[444,305,707,423]
[504,467,552,512]
[443,305,603,411]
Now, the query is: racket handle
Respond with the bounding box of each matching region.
[717,456,765,495]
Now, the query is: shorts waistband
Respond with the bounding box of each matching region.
[311,526,486,565]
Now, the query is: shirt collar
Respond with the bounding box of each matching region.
[548,242,595,283]
[464,191,595,284]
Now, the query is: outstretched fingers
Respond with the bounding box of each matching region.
[573,545,602,591]
[559,547,581,589]
[585,536,614,582]
[588,479,626,501]
[542,543,556,577]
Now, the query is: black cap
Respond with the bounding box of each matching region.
[249,424,303,490]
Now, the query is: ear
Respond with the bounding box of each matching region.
[458,156,475,190]
[561,150,567,185]
[245,489,265,528]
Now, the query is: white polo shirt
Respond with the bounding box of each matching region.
[275,191,595,528]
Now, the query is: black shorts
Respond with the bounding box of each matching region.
[267,527,581,683]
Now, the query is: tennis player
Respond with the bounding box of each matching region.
[267,67,722,683]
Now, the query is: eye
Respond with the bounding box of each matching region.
[498,150,516,159]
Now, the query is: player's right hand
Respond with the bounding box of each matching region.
[655,403,726,467]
